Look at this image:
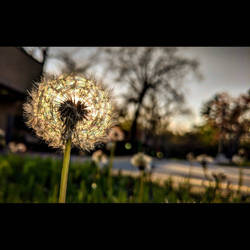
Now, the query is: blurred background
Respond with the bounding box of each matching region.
[0,47,249,203]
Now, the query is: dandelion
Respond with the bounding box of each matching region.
[0,129,5,137]
[106,126,124,197]
[186,152,194,179]
[238,148,245,157]
[107,126,124,171]
[232,155,244,166]
[196,154,214,181]
[8,142,27,153]
[92,150,108,166]
[196,154,214,164]
[23,73,116,203]
[24,74,116,151]
[8,142,18,153]
[108,126,124,142]
[131,152,152,172]
[186,152,195,162]
[211,170,227,190]
[16,143,27,153]
[232,154,245,193]
[0,129,5,147]
[131,152,152,202]
[92,150,108,179]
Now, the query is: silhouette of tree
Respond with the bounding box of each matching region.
[202,93,232,154]
[21,47,100,75]
[202,89,250,156]
[228,89,250,155]
[50,49,100,74]
[101,47,201,141]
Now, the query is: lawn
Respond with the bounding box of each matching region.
[0,153,249,203]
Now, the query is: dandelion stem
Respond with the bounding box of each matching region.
[188,163,192,180]
[59,137,72,203]
[238,166,243,193]
[96,163,100,180]
[108,142,116,197]
[138,172,144,203]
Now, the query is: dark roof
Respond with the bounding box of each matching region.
[0,47,43,94]
[18,47,44,65]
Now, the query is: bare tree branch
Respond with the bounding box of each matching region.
[101,47,201,141]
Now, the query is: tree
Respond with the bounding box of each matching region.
[202,92,232,154]
[21,47,101,76]
[101,47,201,142]
[202,89,250,156]
[227,90,250,155]
[49,48,100,74]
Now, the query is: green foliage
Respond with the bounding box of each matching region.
[0,154,249,203]
[194,123,219,147]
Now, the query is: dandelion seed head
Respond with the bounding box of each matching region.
[211,170,227,182]
[0,129,5,137]
[232,154,244,165]
[186,152,194,162]
[8,142,17,153]
[108,126,124,142]
[131,152,152,171]
[8,142,27,153]
[23,74,117,151]
[196,154,214,164]
[92,150,108,165]
[16,143,27,153]
[238,148,245,156]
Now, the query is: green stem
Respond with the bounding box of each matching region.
[59,137,72,203]
[138,172,144,202]
[109,142,116,169]
[96,163,100,179]
[202,165,210,181]
[108,142,116,197]
[188,163,192,180]
[238,166,243,193]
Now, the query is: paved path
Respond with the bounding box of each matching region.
[72,155,250,191]
[110,157,250,192]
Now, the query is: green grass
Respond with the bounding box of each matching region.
[0,153,249,203]
[218,161,250,168]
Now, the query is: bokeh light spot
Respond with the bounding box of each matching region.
[125,142,132,150]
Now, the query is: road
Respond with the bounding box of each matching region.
[110,157,250,192]
[28,153,250,192]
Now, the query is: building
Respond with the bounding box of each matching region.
[0,47,43,145]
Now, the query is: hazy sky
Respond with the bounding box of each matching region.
[176,47,250,131]
[45,47,250,132]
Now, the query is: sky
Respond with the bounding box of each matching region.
[44,47,250,133]
[170,47,250,132]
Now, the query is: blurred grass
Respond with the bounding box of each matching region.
[218,161,250,168]
[0,153,249,203]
